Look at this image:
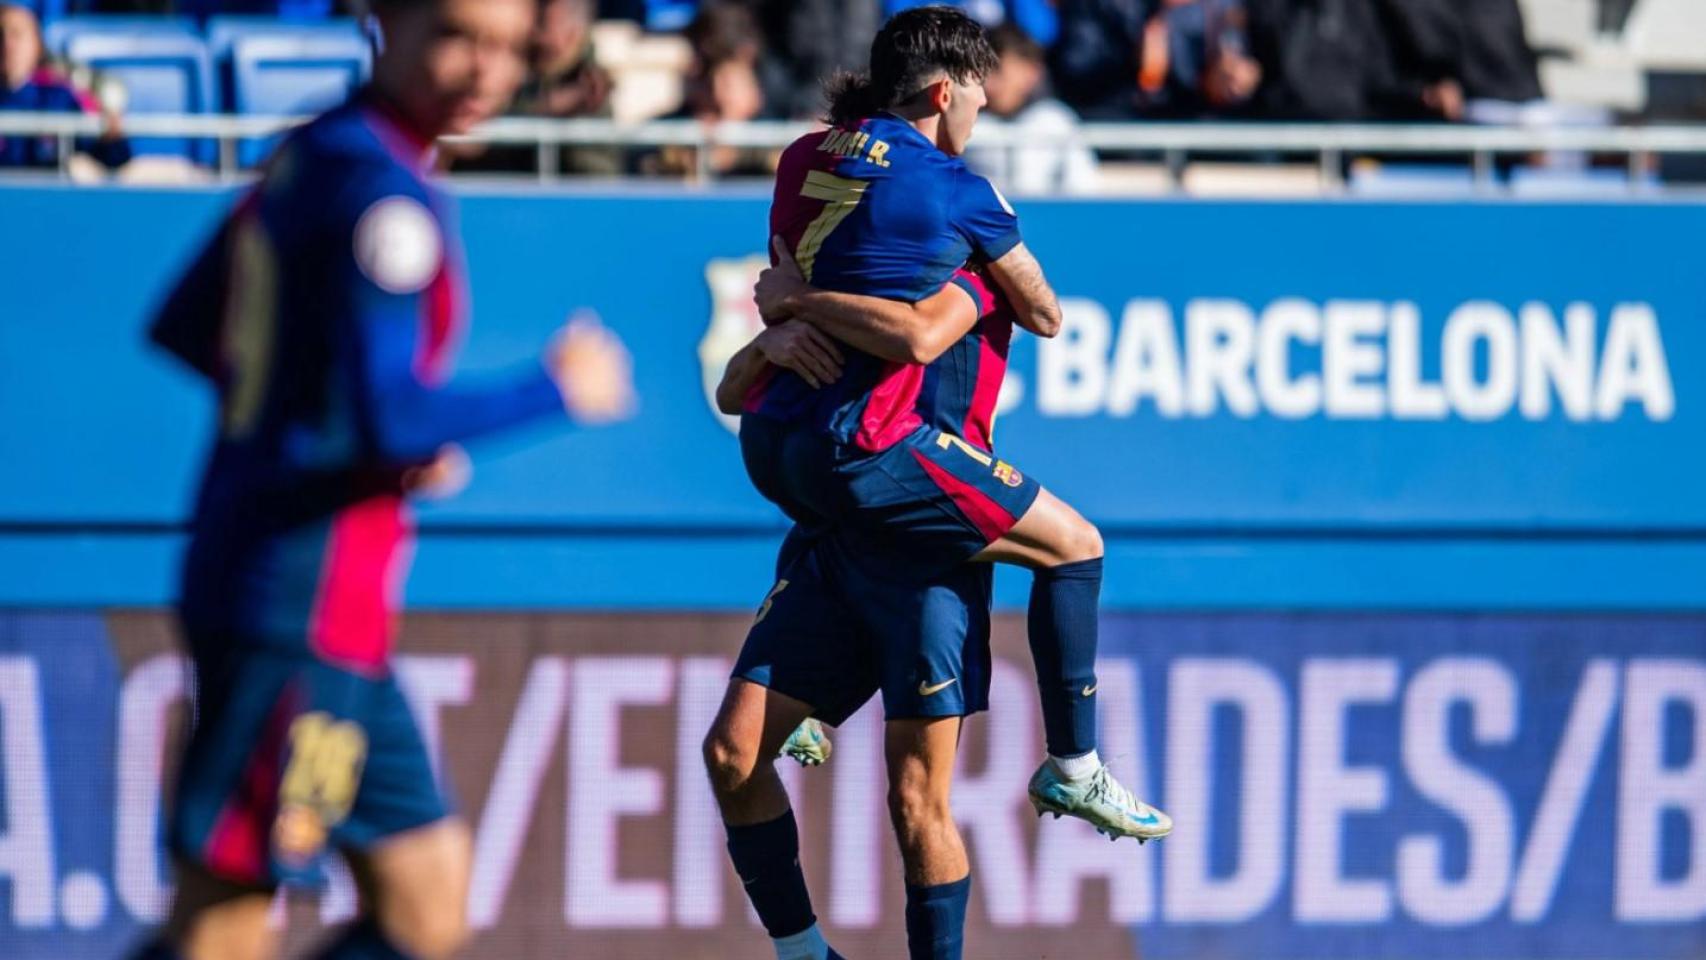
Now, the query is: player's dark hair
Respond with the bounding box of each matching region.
[824,5,999,126]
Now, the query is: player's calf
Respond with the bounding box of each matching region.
[886,717,972,960]
[705,680,843,960]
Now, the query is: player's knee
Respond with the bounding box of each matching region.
[379,890,469,960]
[165,863,276,960]
[1055,516,1103,566]
[372,823,472,960]
[702,726,759,799]
[886,777,951,835]
[383,906,469,960]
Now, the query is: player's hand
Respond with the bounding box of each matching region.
[403,444,472,500]
[547,314,637,425]
[754,235,811,325]
[755,319,843,389]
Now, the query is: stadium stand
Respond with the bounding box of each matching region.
[50,16,213,161]
[207,16,368,164]
[3,0,1701,190]
[644,0,696,32]
[1519,0,1706,110]
[1620,0,1706,72]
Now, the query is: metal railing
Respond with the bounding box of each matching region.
[3,111,1706,189]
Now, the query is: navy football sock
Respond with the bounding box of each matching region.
[128,937,185,960]
[1028,557,1103,758]
[727,809,817,939]
[904,875,971,960]
[310,917,415,960]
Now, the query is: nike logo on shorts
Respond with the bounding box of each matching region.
[1082,684,1098,697]
[918,678,959,696]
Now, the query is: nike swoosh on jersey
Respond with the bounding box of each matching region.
[1082,684,1098,697]
[918,678,959,696]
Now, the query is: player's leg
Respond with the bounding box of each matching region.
[704,678,816,824]
[974,488,1105,766]
[137,642,293,960]
[711,538,868,960]
[704,681,845,960]
[856,561,993,960]
[856,428,1103,764]
[318,819,472,960]
[131,862,275,960]
[885,716,972,960]
[304,666,467,959]
[976,491,1171,841]
[859,428,1168,840]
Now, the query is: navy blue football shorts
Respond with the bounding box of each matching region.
[740,415,1042,584]
[168,632,449,888]
[733,529,994,726]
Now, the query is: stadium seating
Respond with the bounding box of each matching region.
[590,20,690,125]
[42,15,198,60]
[1507,165,1661,196]
[207,17,370,166]
[1347,163,1479,197]
[1519,0,1706,110]
[52,18,215,162]
[179,0,335,18]
[645,0,697,33]
[1622,0,1706,70]
[41,16,371,169]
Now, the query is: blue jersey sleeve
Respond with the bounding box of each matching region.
[949,169,1022,262]
[332,176,561,466]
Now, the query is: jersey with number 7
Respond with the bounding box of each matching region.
[744,113,1021,453]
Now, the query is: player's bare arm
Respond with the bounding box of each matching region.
[717,320,846,413]
[756,237,981,364]
[986,241,1061,337]
[716,342,768,415]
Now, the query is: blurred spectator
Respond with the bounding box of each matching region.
[526,0,614,122]
[0,1,131,170]
[647,1,771,179]
[967,23,1097,193]
[1052,0,1261,118]
[1427,0,1544,116]
[452,0,620,177]
[1050,0,1142,117]
[753,0,882,119]
[1244,0,1465,121]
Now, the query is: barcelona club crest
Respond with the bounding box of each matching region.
[698,255,771,434]
[994,461,1024,488]
[273,803,329,867]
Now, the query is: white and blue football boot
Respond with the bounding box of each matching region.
[1028,759,1172,843]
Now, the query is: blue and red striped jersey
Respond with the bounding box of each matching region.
[744,113,1020,451]
[926,268,1013,453]
[150,94,561,672]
